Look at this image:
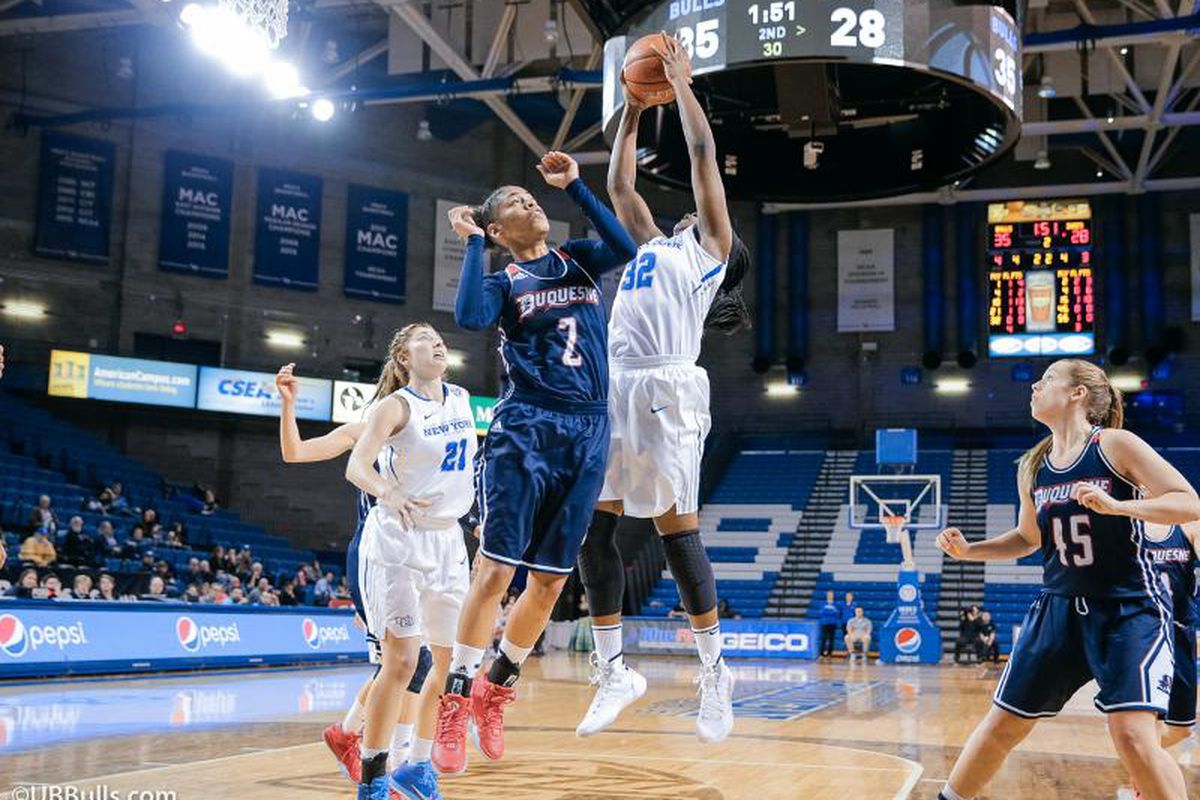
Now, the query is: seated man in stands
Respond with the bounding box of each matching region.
[70,573,96,600]
[20,527,57,568]
[844,607,873,662]
[108,481,132,515]
[60,516,96,568]
[278,579,299,606]
[41,573,63,599]
[27,495,59,536]
[975,609,999,665]
[312,570,334,606]
[953,605,980,664]
[143,575,168,600]
[96,520,120,558]
[84,488,114,515]
[122,525,148,558]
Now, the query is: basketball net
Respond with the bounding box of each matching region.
[882,513,917,570]
[220,0,289,48]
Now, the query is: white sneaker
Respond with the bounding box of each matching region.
[695,659,735,743]
[575,652,648,738]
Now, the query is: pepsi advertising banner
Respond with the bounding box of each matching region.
[344,184,408,303]
[623,617,820,660]
[253,167,322,290]
[158,150,234,278]
[34,131,115,265]
[878,570,943,664]
[197,367,332,421]
[0,602,367,678]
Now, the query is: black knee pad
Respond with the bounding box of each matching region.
[662,530,717,616]
[577,510,624,617]
[405,645,433,694]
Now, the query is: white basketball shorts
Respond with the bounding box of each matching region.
[599,361,711,519]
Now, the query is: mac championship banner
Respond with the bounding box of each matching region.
[34,131,115,265]
[254,167,322,290]
[158,150,234,278]
[837,228,895,332]
[344,184,408,303]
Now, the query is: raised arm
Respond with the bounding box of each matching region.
[449,205,507,330]
[938,470,1042,562]
[1079,429,1200,525]
[538,151,638,273]
[276,364,363,463]
[606,101,662,245]
[656,34,732,260]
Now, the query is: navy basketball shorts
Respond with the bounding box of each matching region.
[476,400,609,574]
[994,592,1174,718]
[1165,621,1197,727]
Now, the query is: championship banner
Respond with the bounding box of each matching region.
[0,602,366,678]
[837,228,895,332]
[253,167,323,290]
[197,366,332,421]
[1191,214,1200,322]
[158,150,234,278]
[34,131,115,265]
[344,184,408,303]
[622,617,820,660]
[47,350,198,409]
[433,198,471,312]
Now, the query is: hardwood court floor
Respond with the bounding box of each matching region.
[0,654,1196,799]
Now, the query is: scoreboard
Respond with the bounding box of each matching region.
[987,200,1096,358]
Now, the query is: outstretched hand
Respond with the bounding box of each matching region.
[537,150,580,189]
[448,205,485,240]
[275,363,298,403]
[650,32,692,88]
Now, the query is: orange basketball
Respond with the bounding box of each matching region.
[622,32,685,107]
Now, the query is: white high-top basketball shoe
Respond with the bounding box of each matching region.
[695,659,735,743]
[575,652,648,737]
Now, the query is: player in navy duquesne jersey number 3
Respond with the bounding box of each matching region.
[431,150,637,774]
[936,359,1200,800]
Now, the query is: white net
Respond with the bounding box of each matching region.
[220,0,290,48]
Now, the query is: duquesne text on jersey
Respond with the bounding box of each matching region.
[1033,478,1113,511]
[514,286,600,320]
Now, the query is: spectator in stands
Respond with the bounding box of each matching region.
[819,590,841,658]
[844,607,873,663]
[7,568,39,598]
[108,482,132,515]
[334,575,352,602]
[141,508,159,528]
[143,575,167,600]
[717,598,741,619]
[164,529,183,549]
[246,561,265,588]
[97,520,120,558]
[41,573,62,599]
[841,591,859,634]
[294,564,309,591]
[61,516,96,568]
[84,488,114,515]
[69,573,96,600]
[278,579,299,606]
[313,571,334,606]
[201,488,220,515]
[168,521,187,546]
[184,558,204,586]
[122,525,147,558]
[198,559,213,583]
[954,605,981,664]
[226,586,248,605]
[28,495,59,535]
[249,577,272,604]
[96,573,119,601]
[148,523,164,545]
[976,610,999,664]
[20,527,57,568]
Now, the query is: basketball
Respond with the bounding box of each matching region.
[622,32,685,107]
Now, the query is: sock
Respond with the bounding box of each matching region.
[449,643,485,676]
[593,623,624,669]
[693,623,722,667]
[408,737,433,764]
[388,722,413,770]
[341,698,365,733]
[486,652,522,687]
[939,785,968,800]
[499,636,533,666]
[360,748,388,783]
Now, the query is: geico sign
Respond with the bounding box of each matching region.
[721,632,810,652]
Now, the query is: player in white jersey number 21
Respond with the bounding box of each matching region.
[575,33,752,743]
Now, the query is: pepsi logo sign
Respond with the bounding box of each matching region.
[302,618,351,650]
[894,627,922,655]
[0,614,87,658]
[175,616,240,652]
[0,615,27,658]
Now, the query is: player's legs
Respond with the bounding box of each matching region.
[1161,723,1194,749]
[941,705,1038,798]
[1107,711,1188,800]
[361,633,422,798]
[392,645,451,800]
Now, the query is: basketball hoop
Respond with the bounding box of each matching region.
[882,514,907,545]
[220,0,289,48]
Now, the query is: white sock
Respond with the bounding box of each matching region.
[449,643,485,676]
[940,785,968,800]
[693,623,722,667]
[408,737,433,764]
[341,698,365,733]
[593,623,624,669]
[388,722,413,770]
[499,636,533,666]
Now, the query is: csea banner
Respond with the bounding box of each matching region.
[158,150,234,278]
[254,167,323,290]
[344,184,408,303]
[34,131,115,265]
[197,366,331,421]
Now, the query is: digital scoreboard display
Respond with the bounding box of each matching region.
[987,200,1095,358]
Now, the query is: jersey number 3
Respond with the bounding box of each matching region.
[621,252,657,291]
[440,438,469,472]
[1052,515,1095,567]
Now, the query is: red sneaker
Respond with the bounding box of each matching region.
[431,692,471,775]
[322,722,361,783]
[470,675,516,761]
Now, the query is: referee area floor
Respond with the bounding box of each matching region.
[0,653,1195,799]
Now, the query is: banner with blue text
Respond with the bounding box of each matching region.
[159,150,234,278]
[344,184,408,303]
[34,132,115,265]
[254,167,322,290]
